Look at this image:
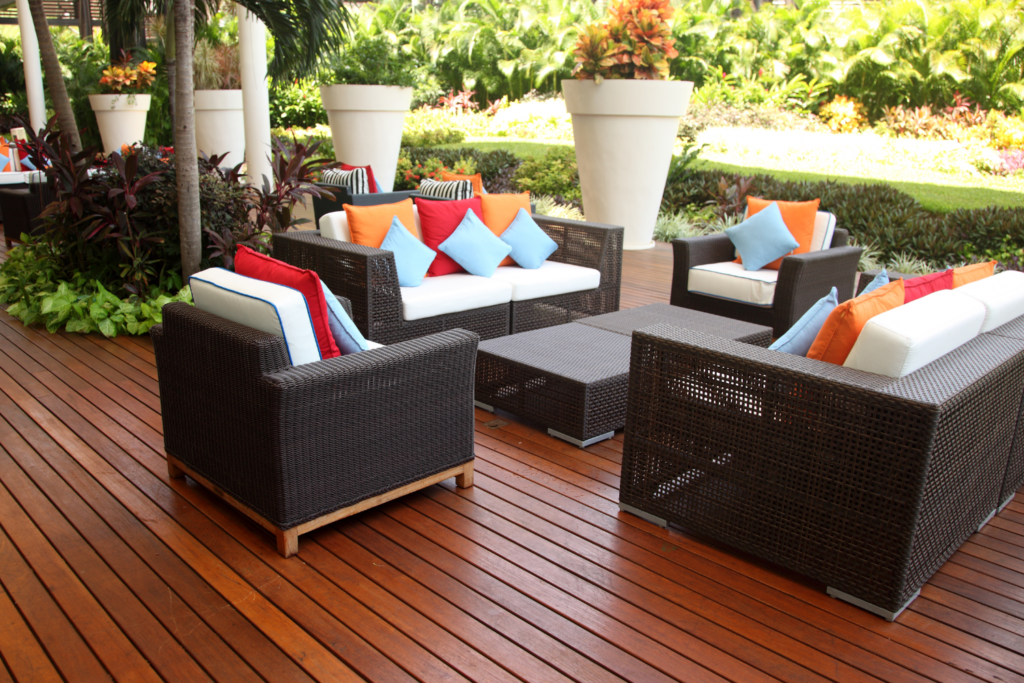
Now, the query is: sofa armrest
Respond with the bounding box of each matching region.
[669,234,736,306]
[773,245,863,330]
[272,230,402,341]
[534,214,623,310]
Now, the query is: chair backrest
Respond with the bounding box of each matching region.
[319,204,424,242]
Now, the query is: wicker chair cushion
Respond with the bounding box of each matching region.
[379,216,435,287]
[481,192,531,267]
[340,163,379,193]
[418,197,484,277]
[320,281,369,355]
[845,289,986,378]
[953,260,997,288]
[688,261,778,306]
[321,167,369,194]
[742,197,821,270]
[769,286,838,356]
[807,279,904,365]
[860,269,890,294]
[438,209,512,278]
[320,205,424,242]
[400,273,512,321]
[903,269,953,303]
[190,268,322,365]
[499,209,559,269]
[725,202,800,272]
[441,171,485,197]
[956,271,1024,332]
[418,177,473,200]
[344,199,417,249]
[491,261,600,301]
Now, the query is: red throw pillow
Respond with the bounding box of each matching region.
[417,197,484,277]
[342,164,377,194]
[903,269,953,303]
[234,246,341,360]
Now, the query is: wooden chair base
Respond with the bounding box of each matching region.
[167,454,474,558]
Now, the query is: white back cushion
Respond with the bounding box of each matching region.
[844,289,985,378]
[810,212,836,252]
[319,206,423,242]
[689,261,778,306]
[954,270,1024,332]
[190,268,322,366]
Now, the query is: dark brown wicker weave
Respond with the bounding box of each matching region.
[311,186,422,225]
[621,323,1024,620]
[577,303,772,347]
[272,214,623,344]
[476,323,633,447]
[987,315,1024,508]
[152,302,478,556]
[670,228,862,337]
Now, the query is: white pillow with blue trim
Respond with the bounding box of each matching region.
[190,268,322,366]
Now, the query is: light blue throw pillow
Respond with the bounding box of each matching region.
[438,208,513,277]
[860,269,889,295]
[499,208,558,269]
[724,202,800,272]
[319,280,370,355]
[379,216,435,287]
[769,287,839,356]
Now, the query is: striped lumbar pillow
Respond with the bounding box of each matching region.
[320,167,369,194]
[418,177,473,201]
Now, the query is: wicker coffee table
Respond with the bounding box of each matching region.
[475,305,772,447]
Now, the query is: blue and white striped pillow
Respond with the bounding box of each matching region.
[321,167,370,194]
[418,177,473,200]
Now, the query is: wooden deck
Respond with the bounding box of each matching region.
[2,241,1024,682]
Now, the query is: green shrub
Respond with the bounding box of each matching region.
[678,102,827,140]
[402,108,468,147]
[321,34,416,88]
[270,78,328,129]
[512,146,580,201]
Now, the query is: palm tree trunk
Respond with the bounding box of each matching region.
[174,0,202,277]
[165,5,176,127]
[27,0,83,152]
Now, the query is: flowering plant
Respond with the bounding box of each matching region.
[572,0,678,82]
[99,53,157,94]
[398,156,475,188]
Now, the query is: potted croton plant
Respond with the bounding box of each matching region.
[194,38,245,168]
[563,0,693,250]
[89,54,157,155]
[319,35,415,193]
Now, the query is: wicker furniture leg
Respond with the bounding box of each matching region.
[166,453,474,558]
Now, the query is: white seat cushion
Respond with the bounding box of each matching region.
[688,261,778,307]
[366,340,384,350]
[320,206,424,242]
[954,270,1024,332]
[490,261,600,301]
[844,289,985,378]
[190,268,322,366]
[400,274,512,321]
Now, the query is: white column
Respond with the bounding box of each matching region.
[16,0,45,132]
[236,4,272,186]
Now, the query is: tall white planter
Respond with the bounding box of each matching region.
[89,94,152,155]
[195,89,246,168]
[563,79,693,250]
[320,84,413,193]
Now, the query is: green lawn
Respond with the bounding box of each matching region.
[441,133,1024,213]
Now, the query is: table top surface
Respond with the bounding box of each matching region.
[577,303,772,340]
[478,323,633,383]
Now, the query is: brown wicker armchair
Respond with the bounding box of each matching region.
[152,302,478,557]
[670,222,862,338]
[272,214,623,345]
[620,323,1024,620]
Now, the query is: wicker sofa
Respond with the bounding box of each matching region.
[273,213,624,345]
[671,219,863,338]
[620,317,1024,620]
[152,301,478,557]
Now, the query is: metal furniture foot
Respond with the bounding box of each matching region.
[474,400,495,412]
[978,507,998,531]
[827,586,919,621]
[548,428,614,449]
[618,502,668,527]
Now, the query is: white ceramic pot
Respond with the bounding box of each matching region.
[562,79,693,250]
[319,84,413,193]
[194,89,246,169]
[89,93,152,156]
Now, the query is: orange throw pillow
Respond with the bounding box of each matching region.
[442,171,484,198]
[807,279,905,365]
[481,192,531,267]
[736,198,821,270]
[952,260,996,288]
[344,199,417,249]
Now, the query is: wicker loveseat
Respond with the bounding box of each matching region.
[273,213,623,345]
[671,218,862,338]
[620,318,1024,620]
[152,301,478,557]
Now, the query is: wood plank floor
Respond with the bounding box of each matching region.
[1,240,1024,682]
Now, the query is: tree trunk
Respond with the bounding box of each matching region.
[27,0,82,152]
[165,5,176,128]
[174,0,202,277]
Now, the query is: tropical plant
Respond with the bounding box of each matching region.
[572,0,679,81]
[818,95,867,133]
[193,38,240,90]
[512,146,580,200]
[270,78,329,128]
[321,33,416,87]
[98,52,158,93]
